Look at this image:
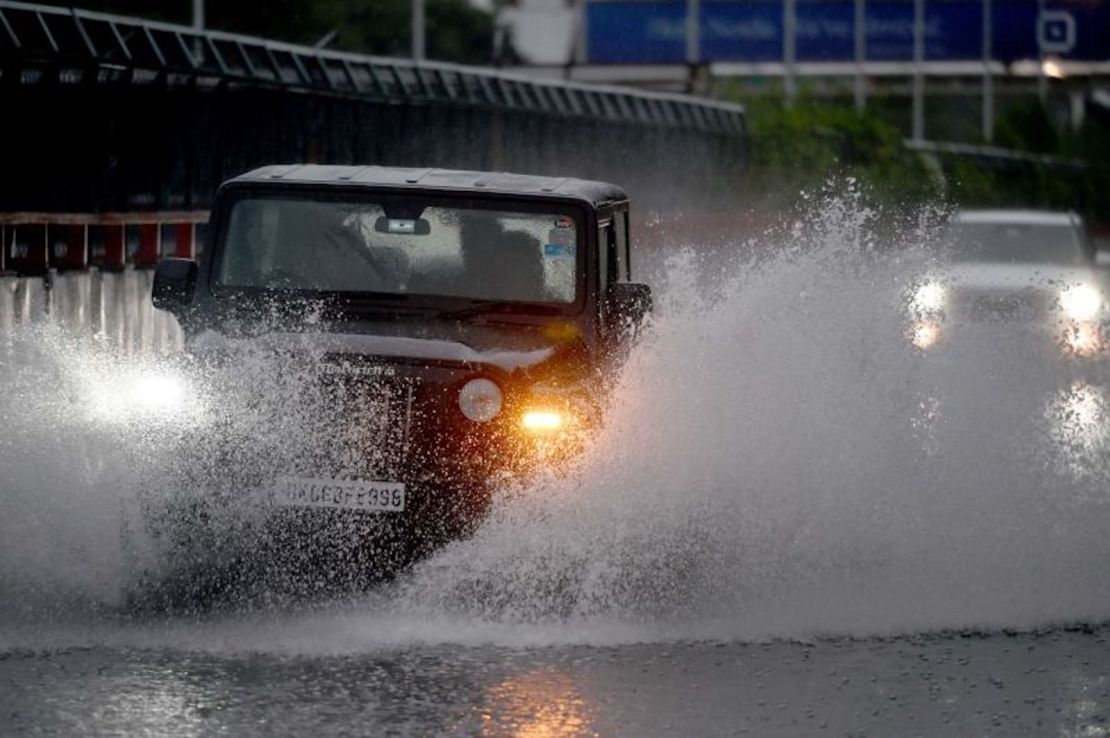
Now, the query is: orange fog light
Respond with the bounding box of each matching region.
[910,321,941,350]
[521,410,564,432]
[1064,322,1101,356]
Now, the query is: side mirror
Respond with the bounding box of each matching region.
[152,258,198,312]
[604,282,652,337]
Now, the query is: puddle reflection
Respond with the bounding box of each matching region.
[1060,668,1110,738]
[86,664,209,737]
[481,668,597,738]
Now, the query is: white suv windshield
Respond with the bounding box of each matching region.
[946,222,1087,266]
[218,197,580,304]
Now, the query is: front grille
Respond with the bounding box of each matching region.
[950,290,1049,322]
[316,358,415,479]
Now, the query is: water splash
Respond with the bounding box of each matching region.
[394,189,1110,639]
[2,189,1109,650]
[0,325,184,617]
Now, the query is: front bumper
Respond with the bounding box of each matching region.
[907,316,1107,359]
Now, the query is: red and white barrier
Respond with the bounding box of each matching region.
[0,211,207,355]
[0,211,208,277]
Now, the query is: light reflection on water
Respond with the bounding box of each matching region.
[1061,668,1110,738]
[480,669,596,738]
[4,634,1110,737]
[63,662,209,738]
[99,682,199,737]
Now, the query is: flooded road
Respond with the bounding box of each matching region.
[4,628,1109,736]
[2,197,1110,735]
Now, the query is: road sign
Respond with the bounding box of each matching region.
[585,0,1110,64]
[1038,10,1076,54]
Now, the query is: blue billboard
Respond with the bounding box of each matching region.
[585,0,1110,64]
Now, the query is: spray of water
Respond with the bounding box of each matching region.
[392,189,1110,640]
[2,188,1109,650]
[0,325,189,617]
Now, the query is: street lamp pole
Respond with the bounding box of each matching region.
[413,0,426,61]
[191,0,204,65]
[686,0,700,90]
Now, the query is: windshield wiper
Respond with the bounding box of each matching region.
[432,299,555,319]
[436,300,518,320]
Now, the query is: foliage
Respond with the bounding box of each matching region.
[945,104,1110,221]
[38,0,496,63]
[742,97,939,213]
[739,95,1108,225]
[993,101,1059,153]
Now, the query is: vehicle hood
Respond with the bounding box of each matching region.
[938,263,1101,292]
[187,320,578,374]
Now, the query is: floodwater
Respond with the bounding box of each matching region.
[4,630,1109,736]
[2,192,1109,736]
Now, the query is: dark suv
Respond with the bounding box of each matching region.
[150,165,651,588]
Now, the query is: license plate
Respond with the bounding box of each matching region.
[274,476,405,513]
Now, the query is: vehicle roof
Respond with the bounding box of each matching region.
[228,165,629,207]
[953,209,1082,227]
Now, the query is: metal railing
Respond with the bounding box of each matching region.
[904,139,1088,171]
[0,0,745,136]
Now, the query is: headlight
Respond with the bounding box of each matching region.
[910,320,941,350]
[131,372,188,413]
[458,378,502,422]
[1060,284,1102,322]
[1064,322,1101,356]
[912,281,946,313]
[521,409,564,432]
[87,368,191,423]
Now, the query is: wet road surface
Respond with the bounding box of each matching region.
[3,626,1109,737]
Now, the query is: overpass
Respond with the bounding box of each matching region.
[0,1,748,349]
[0,1,746,219]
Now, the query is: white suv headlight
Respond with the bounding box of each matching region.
[1060,284,1102,322]
[912,281,946,313]
[458,378,502,422]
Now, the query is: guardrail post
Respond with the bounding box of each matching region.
[94,224,127,271]
[133,223,160,268]
[173,222,195,259]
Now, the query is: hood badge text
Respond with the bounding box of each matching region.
[320,362,397,378]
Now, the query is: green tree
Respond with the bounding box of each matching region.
[993,101,1059,153]
[39,0,496,64]
[743,97,938,211]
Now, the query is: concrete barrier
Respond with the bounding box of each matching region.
[0,270,182,356]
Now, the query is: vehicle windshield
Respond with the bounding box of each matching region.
[945,221,1088,265]
[217,196,580,305]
